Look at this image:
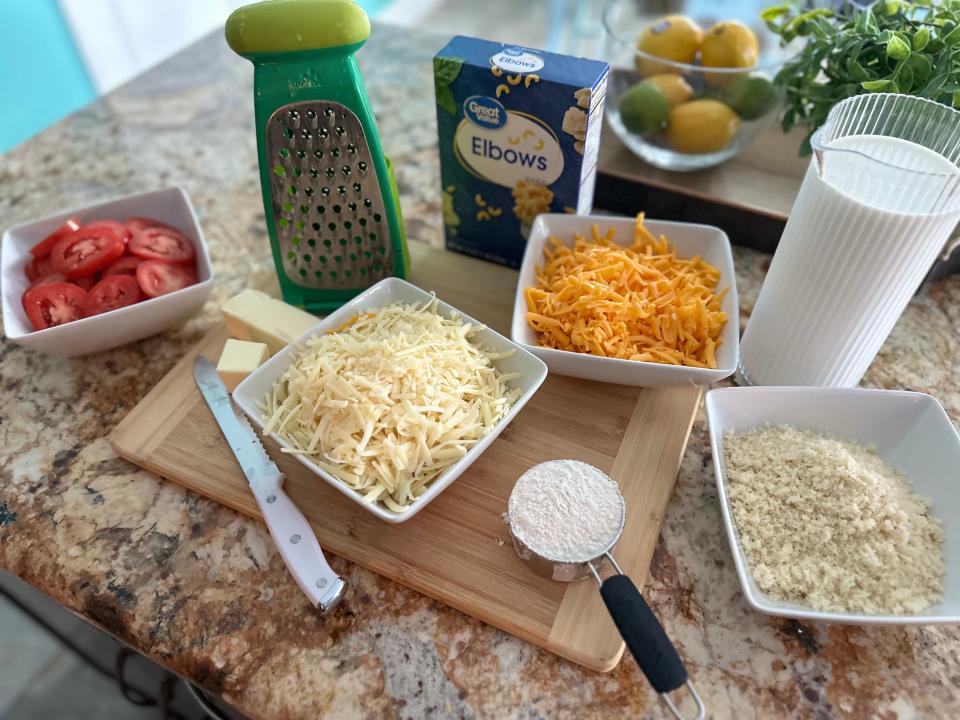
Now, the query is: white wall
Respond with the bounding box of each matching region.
[59,0,248,93]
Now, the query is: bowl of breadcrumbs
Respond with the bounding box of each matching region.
[706,386,960,624]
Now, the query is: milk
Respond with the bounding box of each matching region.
[739,134,960,387]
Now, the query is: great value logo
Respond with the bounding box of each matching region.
[454,111,564,188]
[490,47,545,74]
[463,95,506,129]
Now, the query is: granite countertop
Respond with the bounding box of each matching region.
[2,26,959,720]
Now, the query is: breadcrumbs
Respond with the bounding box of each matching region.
[723,425,943,614]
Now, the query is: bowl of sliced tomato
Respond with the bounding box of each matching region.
[1,187,214,356]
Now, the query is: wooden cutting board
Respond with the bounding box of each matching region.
[111,244,702,672]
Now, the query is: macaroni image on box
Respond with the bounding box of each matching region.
[434,36,609,268]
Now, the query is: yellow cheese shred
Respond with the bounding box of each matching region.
[259,299,520,512]
[525,214,728,368]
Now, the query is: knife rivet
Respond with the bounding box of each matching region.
[290,534,301,544]
[266,495,277,504]
[316,578,327,588]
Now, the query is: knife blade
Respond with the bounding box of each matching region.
[193,356,346,613]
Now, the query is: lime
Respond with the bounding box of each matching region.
[725,75,777,120]
[618,83,670,135]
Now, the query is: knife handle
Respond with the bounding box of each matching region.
[250,472,346,614]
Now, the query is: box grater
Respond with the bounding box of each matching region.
[226,0,408,312]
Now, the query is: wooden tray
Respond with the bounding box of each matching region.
[111,245,702,672]
[595,121,810,254]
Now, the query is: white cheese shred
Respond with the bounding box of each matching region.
[259,298,521,512]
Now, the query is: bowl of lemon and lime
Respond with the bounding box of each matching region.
[601,2,795,171]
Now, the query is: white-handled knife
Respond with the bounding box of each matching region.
[193,356,346,613]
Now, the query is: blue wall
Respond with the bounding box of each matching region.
[0,0,394,155]
[0,0,95,153]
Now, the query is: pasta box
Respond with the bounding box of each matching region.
[434,36,609,268]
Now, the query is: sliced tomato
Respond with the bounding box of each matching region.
[94,219,131,244]
[25,255,54,282]
[72,274,97,291]
[125,217,163,234]
[129,224,195,264]
[136,260,197,298]
[31,218,81,258]
[104,256,142,277]
[83,275,141,316]
[22,282,86,331]
[51,221,127,278]
[28,272,67,289]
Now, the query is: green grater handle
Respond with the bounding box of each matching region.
[226,0,408,313]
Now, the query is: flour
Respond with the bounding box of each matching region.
[508,460,624,562]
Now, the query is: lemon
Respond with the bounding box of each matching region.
[635,15,702,77]
[725,75,777,120]
[700,20,759,85]
[619,83,670,135]
[642,73,694,108]
[667,100,740,154]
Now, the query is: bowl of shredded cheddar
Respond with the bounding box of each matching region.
[233,277,547,523]
[510,212,738,386]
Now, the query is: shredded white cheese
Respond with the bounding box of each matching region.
[259,298,521,512]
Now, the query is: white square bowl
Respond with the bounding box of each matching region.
[233,277,548,524]
[705,386,960,624]
[510,213,739,387]
[2,187,214,356]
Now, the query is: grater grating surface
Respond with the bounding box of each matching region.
[266,100,394,290]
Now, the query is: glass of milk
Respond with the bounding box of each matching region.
[738,93,960,387]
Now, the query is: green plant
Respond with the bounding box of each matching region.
[434,57,464,115]
[765,0,960,155]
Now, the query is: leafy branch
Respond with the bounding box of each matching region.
[434,57,464,115]
[765,0,960,155]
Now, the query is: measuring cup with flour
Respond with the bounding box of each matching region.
[508,460,704,720]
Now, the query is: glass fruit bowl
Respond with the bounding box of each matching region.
[601,0,796,171]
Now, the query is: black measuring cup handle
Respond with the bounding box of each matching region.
[600,575,704,718]
[600,574,687,692]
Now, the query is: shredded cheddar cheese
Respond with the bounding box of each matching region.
[260,299,520,512]
[525,215,728,368]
